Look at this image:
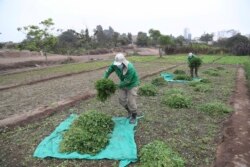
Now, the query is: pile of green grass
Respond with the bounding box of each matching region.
[151,77,167,86]
[138,84,158,96]
[60,111,114,155]
[197,102,232,116]
[137,140,185,167]
[173,69,186,75]
[173,74,192,81]
[163,89,191,109]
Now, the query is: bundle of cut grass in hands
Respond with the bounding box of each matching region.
[95,78,117,102]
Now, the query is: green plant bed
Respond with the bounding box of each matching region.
[173,74,192,81]
[197,102,232,116]
[164,88,184,96]
[136,140,185,167]
[95,78,117,102]
[138,84,158,96]
[60,111,114,155]
[193,84,212,92]
[163,93,191,108]
[151,77,167,86]
[202,69,220,76]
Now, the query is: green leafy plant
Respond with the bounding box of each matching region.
[151,77,167,86]
[137,140,185,167]
[193,84,212,92]
[173,74,192,81]
[197,102,233,116]
[163,93,191,108]
[138,84,158,96]
[173,69,186,75]
[95,78,117,102]
[60,111,114,155]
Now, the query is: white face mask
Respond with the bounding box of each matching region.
[117,64,124,70]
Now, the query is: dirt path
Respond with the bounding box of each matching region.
[214,67,250,167]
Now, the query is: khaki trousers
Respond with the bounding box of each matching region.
[119,87,138,112]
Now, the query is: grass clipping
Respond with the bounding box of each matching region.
[95,78,117,102]
[137,140,185,167]
[60,111,114,155]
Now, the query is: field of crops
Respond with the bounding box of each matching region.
[0,54,249,167]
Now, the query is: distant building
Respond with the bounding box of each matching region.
[184,28,192,41]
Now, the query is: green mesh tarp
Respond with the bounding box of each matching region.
[161,73,201,83]
[33,114,138,167]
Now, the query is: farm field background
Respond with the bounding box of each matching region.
[0,54,249,167]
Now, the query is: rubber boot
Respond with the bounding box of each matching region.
[129,113,137,124]
[125,105,131,118]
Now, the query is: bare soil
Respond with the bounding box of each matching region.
[214,67,250,167]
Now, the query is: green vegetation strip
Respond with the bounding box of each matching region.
[243,57,250,89]
[0,61,110,87]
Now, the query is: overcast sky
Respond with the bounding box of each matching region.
[0,0,250,42]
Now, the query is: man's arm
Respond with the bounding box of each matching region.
[104,65,115,78]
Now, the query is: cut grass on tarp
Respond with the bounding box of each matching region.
[151,77,167,86]
[60,111,114,155]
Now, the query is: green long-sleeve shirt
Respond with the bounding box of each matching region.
[104,62,140,89]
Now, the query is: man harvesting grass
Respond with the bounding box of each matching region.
[103,53,140,124]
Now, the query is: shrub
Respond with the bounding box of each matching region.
[173,69,186,75]
[60,111,114,155]
[163,93,191,108]
[173,74,192,81]
[197,102,232,116]
[151,77,167,86]
[95,78,117,102]
[137,140,185,167]
[138,84,158,96]
[193,84,212,92]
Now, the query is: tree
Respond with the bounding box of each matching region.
[175,35,186,46]
[200,33,214,42]
[148,29,161,46]
[136,32,148,47]
[226,33,249,48]
[17,18,57,60]
[112,32,119,47]
[127,33,132,44]
[158,35,173,57]
[93,25,106,47]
